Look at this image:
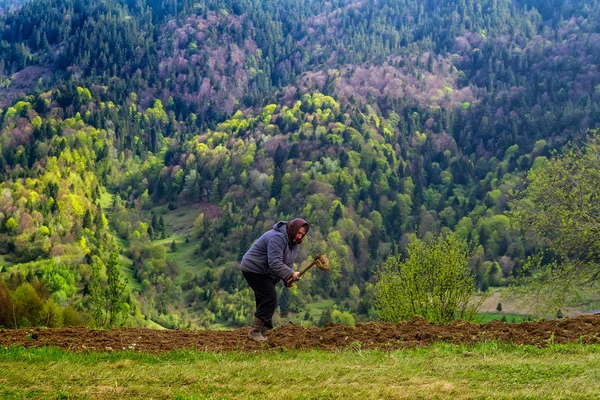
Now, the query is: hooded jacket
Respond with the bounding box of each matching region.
[240,221,300,281]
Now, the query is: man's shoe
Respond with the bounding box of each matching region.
[248,316,267,342]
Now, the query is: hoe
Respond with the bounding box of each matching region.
[287,253,330,286]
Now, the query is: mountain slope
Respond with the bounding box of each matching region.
[1,0,600,328]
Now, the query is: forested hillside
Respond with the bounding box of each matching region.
[0,0,599,329]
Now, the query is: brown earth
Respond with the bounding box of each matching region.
[1,315,599,353]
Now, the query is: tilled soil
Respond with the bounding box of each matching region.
[1,315,599,353]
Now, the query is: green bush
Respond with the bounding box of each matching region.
[374,233,479,324]
[12,283,44,327]
[40,298,64,328]
[0,279,14,327]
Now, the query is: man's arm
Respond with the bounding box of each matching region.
[267,235,294,281]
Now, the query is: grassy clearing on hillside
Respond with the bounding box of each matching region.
[152,204,200,238]
[278,298,337,327]
[304,298,336,323]
[118,254,141,291]
[158,236,204,283]
[98,191,114,210]
[1,343,599,399]
[150,203,207,282]
[474,313,529,324]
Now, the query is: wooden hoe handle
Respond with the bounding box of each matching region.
[298,257,320,277]
[286,255,322,287]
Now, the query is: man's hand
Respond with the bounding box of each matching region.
[285,271,301,287]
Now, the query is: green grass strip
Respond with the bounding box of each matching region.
[0,343,599,399]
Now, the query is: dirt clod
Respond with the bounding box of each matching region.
[1,316,599,353]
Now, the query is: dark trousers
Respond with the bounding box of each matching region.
[242,271,279,329]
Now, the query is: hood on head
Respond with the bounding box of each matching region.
[286,218,309,245]
[273,221,287,233]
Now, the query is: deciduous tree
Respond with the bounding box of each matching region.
[374,233,479,324]
[509,131,600,306]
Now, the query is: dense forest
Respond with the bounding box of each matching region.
[0,0,599,329]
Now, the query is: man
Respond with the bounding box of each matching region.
[240,218,309,342]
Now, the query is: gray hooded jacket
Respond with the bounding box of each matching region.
[240,221,298,281]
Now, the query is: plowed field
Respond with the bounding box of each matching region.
[1,315,599,352]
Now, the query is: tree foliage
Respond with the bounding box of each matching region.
[374,233,479,324]
[0,0,599,328]
[90,251,129,328]
[509,131,600,304]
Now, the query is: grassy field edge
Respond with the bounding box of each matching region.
[1,343,600,399]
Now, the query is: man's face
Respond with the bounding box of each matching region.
[293,226,307,244]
